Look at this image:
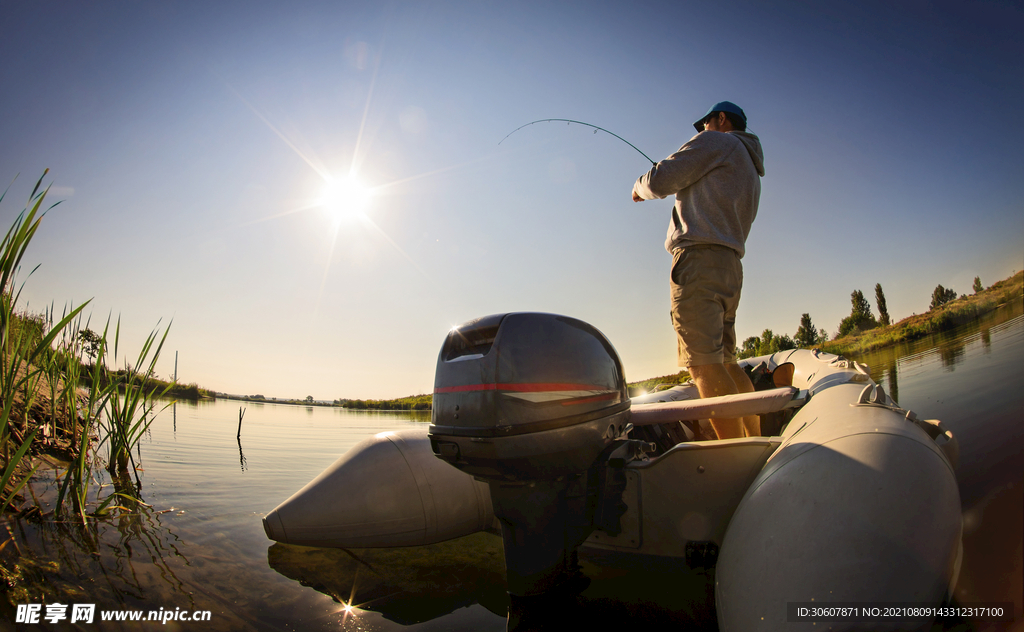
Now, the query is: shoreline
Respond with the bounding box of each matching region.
[819,271,1022,358]
[212,393,432,413]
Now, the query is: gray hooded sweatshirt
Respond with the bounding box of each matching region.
[632,130,765,258]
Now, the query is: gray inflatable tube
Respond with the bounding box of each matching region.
[714,381,962,632]
[263,428,493,548]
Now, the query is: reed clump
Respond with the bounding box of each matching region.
[0,172,184,523]
[0,173,89,517]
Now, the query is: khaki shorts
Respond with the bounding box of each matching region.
[669,245,743,368]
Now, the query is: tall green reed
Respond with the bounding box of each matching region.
[51,315,173,523]
[40,304,88,447]
[1,172,88,514]
[103,317,172,482]
[54,318,117,522]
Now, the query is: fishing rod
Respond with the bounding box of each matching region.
[499,119,656,166]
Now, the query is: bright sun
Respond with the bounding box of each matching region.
[318,175,372,223]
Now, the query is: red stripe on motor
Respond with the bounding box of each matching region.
[434,383,498,394]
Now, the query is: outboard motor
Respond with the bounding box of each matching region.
[428,313,644,598]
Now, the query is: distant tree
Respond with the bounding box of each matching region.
[776,334,796,351]
[739,331,773,359]
[930,284,957,310]
[874,283,891,326]
[794,313,818,347]
[740,336,760,358]
[305,395,314,404]
[852,290,871,319]
[77,328,103,361]
[817,328,829,342]
[837,289,878,337]
[973,276,983,293]
[738,329,799,359]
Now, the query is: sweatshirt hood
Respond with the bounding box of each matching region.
[730,131,765,177]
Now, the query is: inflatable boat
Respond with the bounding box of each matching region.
[264,312,962,631]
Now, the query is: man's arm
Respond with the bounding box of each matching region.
[632,132,724,202]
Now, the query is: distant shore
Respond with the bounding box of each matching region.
[212,392,432,412]
[820,271,1022,357]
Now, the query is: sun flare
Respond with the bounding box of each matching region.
[319,175,372,223]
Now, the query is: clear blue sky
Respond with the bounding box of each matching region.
[2,1,1021,399]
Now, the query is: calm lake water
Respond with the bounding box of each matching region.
[2,300,1022,631]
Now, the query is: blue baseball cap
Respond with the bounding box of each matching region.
[694,101,747,132]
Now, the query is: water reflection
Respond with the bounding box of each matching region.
[937,329,967,370]
[857,345,902,404]
[266,535,719,630]
[885,356,899,404]
[3,477,193,610]
[853,301,1024,394]
[267,533,508,625]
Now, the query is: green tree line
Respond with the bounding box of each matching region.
[737,275,1003,360]
[335,395,432,410]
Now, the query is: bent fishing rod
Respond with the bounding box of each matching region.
[499,119,656,166]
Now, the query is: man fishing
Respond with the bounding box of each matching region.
[631,101,765,440]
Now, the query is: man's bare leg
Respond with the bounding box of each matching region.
[688,363,743,439]
[726,362,760,437]
[688,363,760,439]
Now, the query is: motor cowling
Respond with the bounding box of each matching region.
[428,312,631,481]
[428,313,636,599]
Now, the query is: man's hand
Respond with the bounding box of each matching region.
[632,191,644,202]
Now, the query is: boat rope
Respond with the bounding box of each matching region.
[499,119,657,166]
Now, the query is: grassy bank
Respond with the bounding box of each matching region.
[336,394,432,411]
[820,271,1023,357]
[76,366,214,402]
[626,372,690,397]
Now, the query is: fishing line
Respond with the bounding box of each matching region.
[499,119,656,166]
